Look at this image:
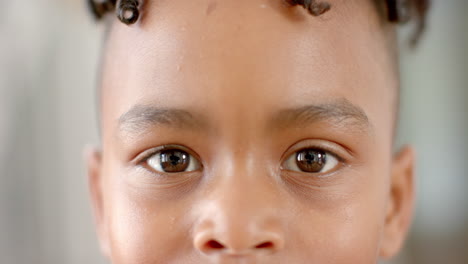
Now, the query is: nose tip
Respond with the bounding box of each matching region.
[194,231,284,256]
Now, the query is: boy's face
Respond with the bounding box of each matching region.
[88,0,415,263]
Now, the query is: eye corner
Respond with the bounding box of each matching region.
[281,146,343,176]
[133,144,203,175]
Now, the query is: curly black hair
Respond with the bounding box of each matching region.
[88,0,430,44]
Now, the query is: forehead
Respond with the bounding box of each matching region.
[101,0,397,144]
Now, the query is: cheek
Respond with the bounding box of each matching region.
[292,197,385,263]
[104,174,194,263]
[290,169,389,263]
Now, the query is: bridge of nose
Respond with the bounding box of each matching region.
[190,165,288,257]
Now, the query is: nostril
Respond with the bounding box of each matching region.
[255,241,274,249]
[206,239,225,249]
[195,232,284,256]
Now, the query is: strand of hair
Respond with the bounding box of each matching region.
[87,0,429,45]
[117,0,140,25]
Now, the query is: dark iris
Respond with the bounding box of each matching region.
[296,149,327,173]
[160,150,190,173]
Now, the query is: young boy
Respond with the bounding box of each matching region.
[86,0,429,263]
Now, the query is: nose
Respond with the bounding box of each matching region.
[194,223,285,256]
[192,170,286,257]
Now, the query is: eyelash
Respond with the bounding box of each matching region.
[280,141,348,175]
[134,145,202,169]
[287,144,346,163]
[133,141,349,176]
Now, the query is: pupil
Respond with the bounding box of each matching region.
[304,152,315,164]
[160,150,189,173]
[296,149,327,173]
[170,155,180,165]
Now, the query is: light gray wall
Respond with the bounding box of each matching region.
[1,0,104,263]
[1,1,466,263]
[392,1,468,263]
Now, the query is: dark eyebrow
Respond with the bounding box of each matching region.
[269,99,372,133]
[118,105,207,136]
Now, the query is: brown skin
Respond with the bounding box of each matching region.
[86,0,415,263]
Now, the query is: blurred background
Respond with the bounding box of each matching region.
[0,0,466,263]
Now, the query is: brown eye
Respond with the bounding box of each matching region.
[296,149,327,172]
[283,148,339,174]
[147,148,200,173]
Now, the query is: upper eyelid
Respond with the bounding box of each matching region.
[281,149,345,177]
[133,144,203,167]
[132,141,350,169]
[281,141,349,165]
[132,146,165,164]
[281,148,341,169]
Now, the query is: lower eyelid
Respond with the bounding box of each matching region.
[281,149,343,174]
[144,150,203,174]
